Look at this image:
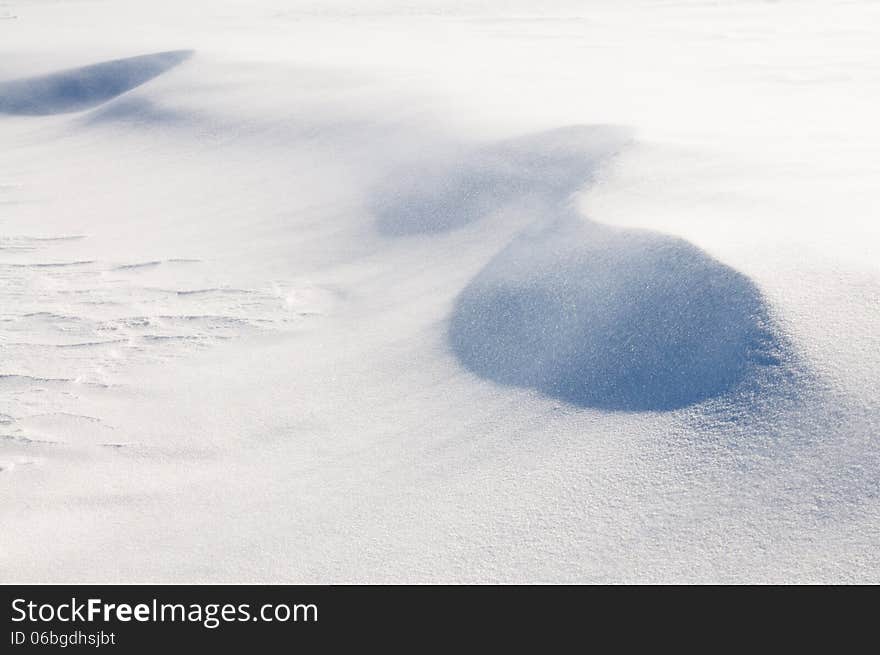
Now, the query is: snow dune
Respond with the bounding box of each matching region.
[376,123,793,411]
[0,50,192,115]
[450,211,790,411]
[373,125,630,235]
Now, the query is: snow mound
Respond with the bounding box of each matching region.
[373,125,631,236]
[449,213,790,411]
[0,50,193,116]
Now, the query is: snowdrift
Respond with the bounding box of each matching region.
[373,126,631,236]
[450,213,788,411]
[0,50,192,116]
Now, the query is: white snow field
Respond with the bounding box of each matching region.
[1,0,879,583]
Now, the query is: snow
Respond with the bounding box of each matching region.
[1,0,879,582]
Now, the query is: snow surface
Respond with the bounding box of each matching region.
[1,0,879,582]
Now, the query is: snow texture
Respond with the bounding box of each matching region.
[1,0,879,583]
